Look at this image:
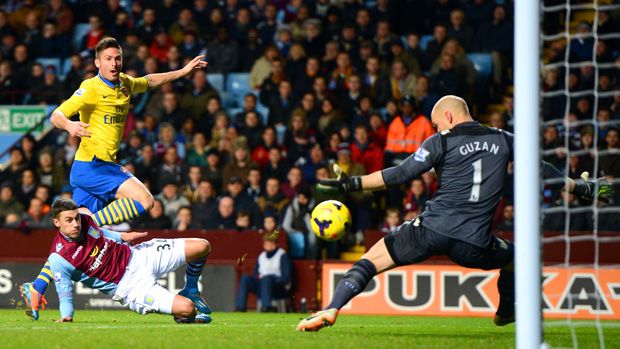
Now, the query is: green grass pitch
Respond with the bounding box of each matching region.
[1,309,618,349]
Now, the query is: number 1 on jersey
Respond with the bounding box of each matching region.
[469,159,482,202]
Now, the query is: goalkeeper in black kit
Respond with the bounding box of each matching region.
[296,95,613,331]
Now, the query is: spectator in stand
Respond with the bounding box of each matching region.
[157,91,185,130]
[43,0,74,35]
[447,8,474,51]
[173,206,198,231]
[293,57,321,99]
[298,143,327,185]
[282,188,316,258]
[284,111,313,163]
[381,207,401,234]
[149,28,173,64]
[11,44,32,94]
[432,39,477,103]
[17,169,37,207]
[63,54,84,94]
[316,98,344,137]
[413,75,439,119]
[154,122,185,160]
[223,143,256,187]
[157,147,184,193]
[197,96,223,137]
[404,178,428,217]
[252,127,278,169]
[235,232,292,312]
[134,143,159,190]
[281,166,306,201]
[329,52,355,94]
[257,3,278,44]
[234,93,261,126]
[224,176,261,229]
[133,198,172,229]
[191,179,217,226]
[245,167,263,203]
[259,57,287,106]
[118,132,143,166]
[208,26,239,74]
[186,132,209,167]
[258,177,290,218]
[351,124,384,174]
[208,196,237,229]
[156,181,191,220]
[430,53,460,97]
[24,197,53,228]
[294,92,320,132]
[1,148,28,184]
[286,44,307,84]
[543,125,565,170]
[40,21,66,58]
[250,45,279,90]
[384,95,435,165]
[81,15,105,53]
[368,112,387,149]
[240,111,264,149]
[474,4,513,95]
[0,182,23,224]
[600,128,620,180]
[202,149,223,193]
[388,60,416,102]
[168,9,201,46]
[338,74,365,119]
[180,69,219,120]
[389,39,421,80]
[361,55,390,108]
[267,80,296,127]
[36,149,65,194]
[426,23,449,66]
[182,166,203,200]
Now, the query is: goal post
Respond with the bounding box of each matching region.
[514,0,543,348]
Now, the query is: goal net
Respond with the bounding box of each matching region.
[539,1,620,348]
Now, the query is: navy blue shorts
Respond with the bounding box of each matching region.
[70,158,134,212]
[384,220,514,270]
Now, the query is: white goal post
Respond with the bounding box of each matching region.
[514,0,543,348]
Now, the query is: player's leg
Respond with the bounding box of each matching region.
[85,160,154,226]
[178,238,212,315]
[297,238,395,331]
[446,236,515,326]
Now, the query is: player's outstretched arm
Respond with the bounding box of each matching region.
[542,161,614,199]
[145,55,208,89]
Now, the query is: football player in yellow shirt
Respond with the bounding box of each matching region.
[21,37,211,321]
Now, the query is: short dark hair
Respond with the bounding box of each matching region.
[51,199,78,218]
[95,37,122,58]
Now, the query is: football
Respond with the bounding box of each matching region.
[310,200,352,241]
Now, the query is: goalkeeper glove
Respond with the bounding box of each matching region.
[572,171,614,200]
[318,164,363,193]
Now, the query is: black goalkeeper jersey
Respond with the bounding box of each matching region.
[382,121,513,248]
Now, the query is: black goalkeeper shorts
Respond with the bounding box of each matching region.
[384,219,514,270]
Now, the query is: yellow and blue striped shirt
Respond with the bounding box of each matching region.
[54,73,149,162]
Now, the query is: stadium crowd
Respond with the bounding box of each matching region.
[0,0,618,259]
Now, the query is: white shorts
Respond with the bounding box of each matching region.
[113,239,186,315]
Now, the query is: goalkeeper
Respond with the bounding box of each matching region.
[297,95,613,331]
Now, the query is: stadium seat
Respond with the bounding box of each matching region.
[419,35,434,50]
[226,73,250,95]
[61,58,73,80]
[286,231,305,259]
[206,73,224,94]
[72,23,90,52]
[467,53,493,78]
[36,58,62,76]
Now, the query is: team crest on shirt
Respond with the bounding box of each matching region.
[414,147,430,162]
[144,295,154,306]
[56,242,64,252]
[87,227,101,239]
[74,88,85,96]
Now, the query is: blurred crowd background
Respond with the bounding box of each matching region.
[0,0,618,260]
